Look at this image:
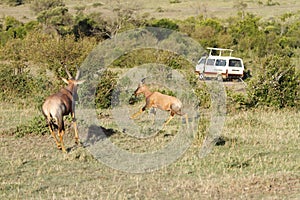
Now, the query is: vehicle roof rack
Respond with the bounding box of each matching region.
[207,47,233,57]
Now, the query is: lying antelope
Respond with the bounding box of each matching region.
[130,79,188,128]
[42,67,84,152]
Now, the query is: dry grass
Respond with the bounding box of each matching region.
[0,103,40,132]
[0,107,299,199]
[1,0,300,22]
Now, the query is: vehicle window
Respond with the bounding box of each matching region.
[206,59,215,65]
[215,59,226,66]
[229,59,242,67]
[198,58,206,64]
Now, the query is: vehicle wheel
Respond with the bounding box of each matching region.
[217,74,223,81]
[199,73,204,80]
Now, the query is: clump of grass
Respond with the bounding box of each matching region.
[74,5,86,13]
[156,7,164,13]
[92,2,104,7]
[169,0,181,4]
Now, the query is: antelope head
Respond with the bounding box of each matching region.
[133,78,147,97]
[62,66,85,100]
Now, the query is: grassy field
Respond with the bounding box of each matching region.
[1,0,300,22]
[0,0,300,199]
[0,107,299,199]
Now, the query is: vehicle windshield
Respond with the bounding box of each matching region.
[229,59,242,67]
[198,58,206,64]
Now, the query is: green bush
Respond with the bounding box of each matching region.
[169,0,181,4]
[247,55,299,108]
[36,6,72,36]
[150,18,179,30]
[5,0,24,6]
[0,17,39,45]
[30,0,65,14]
[73,13,110,41]
[94,70,119,109]
[10,116,48,137]
[226,89,248,113]
[0,64,51,107]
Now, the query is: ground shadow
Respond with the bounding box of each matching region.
[83,125,117,147]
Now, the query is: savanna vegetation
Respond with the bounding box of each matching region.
[0,0,299,199]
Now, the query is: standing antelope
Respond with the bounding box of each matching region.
[42,67,84,153]
[130,79,188,128]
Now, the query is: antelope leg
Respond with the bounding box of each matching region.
[184,114,189,127]
[58,130,67,153]
[130,108,144,119]
[72,114,80,145]
[48,126,61,149]
[162,115,174,128]
[73,121,80,145]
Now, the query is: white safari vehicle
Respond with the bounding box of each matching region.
[195,47,244,80]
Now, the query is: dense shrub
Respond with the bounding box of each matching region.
[247,55,299,108]
[94,70,118,109]
[0,64,51,106]
[5,0,24,6]
[0,17,39,45]
[73,13,111,41]
[30,0,65,14]
[0,7,300,112]
[150,18,179,30]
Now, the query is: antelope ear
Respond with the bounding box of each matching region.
[76,80,85,85]
[61,77,69,84]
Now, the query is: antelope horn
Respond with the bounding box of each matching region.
[140,77,146,84]
[65,66,73,79]
[75,65,81,80]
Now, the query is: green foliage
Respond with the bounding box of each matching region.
[5,0,24,6]
[200,18,222,32]
[150,18,179,30]
[247,55,299,108]
[228,13,261,48]
[157,88,176,97]
[194,83,211,109]
[285,20,300,48]
[226,89,248,112]
[0,64,50,106]
[0,17,39,45]
[23,32,95,77]
[30,0,65,14]
[73,13,110,41]
[10,116,48,137]
[266,0,280,6]
[37,6,72,35]
[0,6,300,113]
[111,49,189,70]
[0,28,96,107]
[94,70,119,109]
[92,2,103,7]
[169,0,181,4]
[73,14,96,38]
[180,16,223,47]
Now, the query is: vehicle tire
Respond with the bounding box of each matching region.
[199,73,204,80]
[217,74,223,82]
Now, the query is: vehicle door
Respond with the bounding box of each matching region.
[215,59,227,75]
[195,57,206,73]
[228,59,244,76]
[204,58,216,74]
